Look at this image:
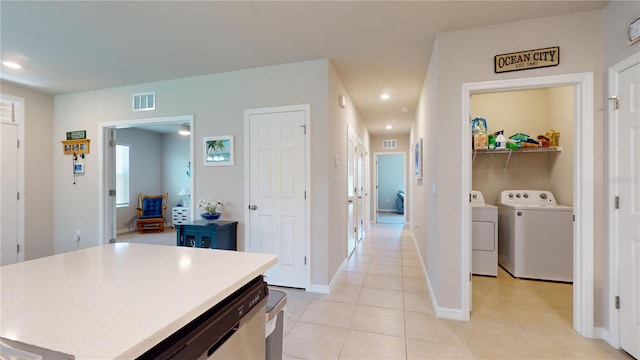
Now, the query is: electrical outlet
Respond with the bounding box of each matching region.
[74,230,80,242]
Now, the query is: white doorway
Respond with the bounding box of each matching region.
[0,94,24,266]
[98,115,194,245]
[244,105,310,289]
[375,152,406,224]
[607,53,640,359]
[461,73,595,337]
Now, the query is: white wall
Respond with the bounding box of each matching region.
[1,80,54,261]
[162,132,191,211]
[115,128,163,232]
[377,154,404,211]
[413,10,604,313]
[410,42,439,299]
[471,87,574,206]
[327,61,370,286]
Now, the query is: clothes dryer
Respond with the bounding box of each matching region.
[497,190,573,282]
[471,190,497,276]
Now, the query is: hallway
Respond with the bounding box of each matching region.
[276,223,630,359]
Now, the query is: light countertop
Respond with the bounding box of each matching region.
[0,243,277,359]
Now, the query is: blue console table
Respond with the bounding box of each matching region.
[176,220,238,250]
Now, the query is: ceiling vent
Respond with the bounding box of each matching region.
[132,92,155,111]
[382,139,397,149]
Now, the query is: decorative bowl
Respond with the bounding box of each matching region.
[201,212,221,221]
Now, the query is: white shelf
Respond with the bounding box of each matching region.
[472,146,562,170]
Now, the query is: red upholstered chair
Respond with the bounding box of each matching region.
[135,193,167,234]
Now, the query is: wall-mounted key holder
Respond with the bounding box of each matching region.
[62,139,90,155]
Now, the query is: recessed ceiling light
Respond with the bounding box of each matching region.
[2,61,22,69]
[386,125,393,130]
[380,93,390,100]
[401,107,409,112]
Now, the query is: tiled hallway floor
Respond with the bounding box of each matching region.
[274,224,632,360]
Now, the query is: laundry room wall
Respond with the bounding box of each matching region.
[472,89,553,205]
[548,86,574,206]
[471,87,574,206]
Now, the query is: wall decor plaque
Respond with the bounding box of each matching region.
[494,46,559,73]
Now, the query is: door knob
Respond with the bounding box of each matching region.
[249,204,258,210]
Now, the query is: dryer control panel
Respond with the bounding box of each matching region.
[498,190,557,206]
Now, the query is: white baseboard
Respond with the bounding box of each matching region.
[411,232,467,321]
[309,257,348,294]
[308,284,330,294]
[594,327,613,344]
[330,258,348,289]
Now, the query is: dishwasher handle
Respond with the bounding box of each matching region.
[206,322,240,357]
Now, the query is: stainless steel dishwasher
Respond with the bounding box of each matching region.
[138,275,268,360]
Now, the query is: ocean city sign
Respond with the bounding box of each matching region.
[494,46,560,73]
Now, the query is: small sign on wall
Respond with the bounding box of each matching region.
[494,46,560,73]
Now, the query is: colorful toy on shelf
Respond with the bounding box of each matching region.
[509,132,530,142]
[472,118,488,150]
[495,130,507,150]
[546,129,560,147]
[537,135,550,148]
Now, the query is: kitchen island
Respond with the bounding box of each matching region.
[0,243,277,359]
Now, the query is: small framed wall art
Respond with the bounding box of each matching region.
[414,138,423,179]
[203,135,234,166]
[73,163,85,174]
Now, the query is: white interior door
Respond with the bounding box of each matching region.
[347,128,356,257]
[618,61,640,360]
[248,109,307,288]
[1,122,19,265]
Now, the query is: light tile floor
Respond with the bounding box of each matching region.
[274,223,632,360]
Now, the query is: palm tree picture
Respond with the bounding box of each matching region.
[204,136,234,166]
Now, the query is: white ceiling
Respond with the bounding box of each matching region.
[0,1,609,135]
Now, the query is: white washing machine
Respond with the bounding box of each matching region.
[497,190,573,282]
[471,190,497,277]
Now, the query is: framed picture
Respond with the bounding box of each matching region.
[414,138,423,179]
[203,135,234,166]
[74,163,84,174]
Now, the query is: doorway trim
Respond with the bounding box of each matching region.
[98,115,194,245]
[461,73,595,337]
[606,52,640,348]
[374,151,406,224]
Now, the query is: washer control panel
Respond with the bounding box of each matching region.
[499,190,557,206]
[470,190,486,205]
